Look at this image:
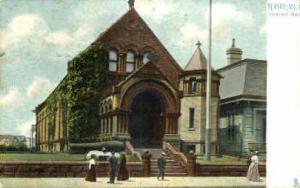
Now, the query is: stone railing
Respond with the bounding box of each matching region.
[124,140,142,161]
[165,142,187,164]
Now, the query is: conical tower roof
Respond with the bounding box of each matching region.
[184,41,212,71]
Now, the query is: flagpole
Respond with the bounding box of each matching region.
[205,0,212,160]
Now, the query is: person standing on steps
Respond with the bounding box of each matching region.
[107,151,118,183]
[157,152,166,180]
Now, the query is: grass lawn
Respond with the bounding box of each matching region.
[196,155,247,165]
[0,153,86,161]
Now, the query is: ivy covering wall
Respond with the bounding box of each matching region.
[66,43,108,142]
[45,43,108,144]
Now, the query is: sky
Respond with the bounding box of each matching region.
[0,0,266,137]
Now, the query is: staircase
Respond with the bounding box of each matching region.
[136,148,187,176]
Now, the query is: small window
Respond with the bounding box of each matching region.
[142,52,152,64]
[108,49,118,71]
[189,108,195,129]
[126,51,135,73]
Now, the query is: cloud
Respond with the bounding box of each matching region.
[135,0,175,21]
[177,22,207,47]
[43,24,95,60]
[1,14,49,52]
[1,13,94,64]
[202,3,254,41]
[209,3,254,27]
[26,77,57,99]
[15,119,35,137]
[0,87,22,108]
[44,24,94,50]
[45,31,73,48]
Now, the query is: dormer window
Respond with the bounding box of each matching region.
[126,51,135,73]
[142,52,152,64]
[188,78,197,93]
[108,49,118,72]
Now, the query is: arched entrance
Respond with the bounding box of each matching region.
[119,79,180,149]
[129,91,165,147]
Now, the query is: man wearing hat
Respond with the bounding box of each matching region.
[107,151,118,183]
[157,151,166,180]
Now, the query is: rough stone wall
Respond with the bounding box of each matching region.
[179,96,219,155]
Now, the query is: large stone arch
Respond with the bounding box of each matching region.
[120,79,179,113]
[117,79,180,147]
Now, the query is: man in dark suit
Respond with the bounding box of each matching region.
[157,152,166,180]
[107,151,118,183]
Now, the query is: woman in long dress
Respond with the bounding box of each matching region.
[117,153,129,181]
[85,154,96,182]
[247,151,260,182]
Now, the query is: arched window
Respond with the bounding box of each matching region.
[126,50,135,73]
[142,52,152,64]
[188,78,197,93]
[108,49,118,71]
[104,105,108,113]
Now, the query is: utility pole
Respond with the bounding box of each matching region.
[205,0,212,160]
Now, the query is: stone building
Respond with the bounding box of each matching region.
[34,2,220,155]
[217,39,267,156]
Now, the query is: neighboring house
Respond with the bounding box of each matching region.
[34,1,220,155]
[0,135,27,146]
[217,40,267,157]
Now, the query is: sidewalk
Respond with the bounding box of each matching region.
[0,177,266,188]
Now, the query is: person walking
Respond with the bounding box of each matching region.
[157,152,166,180]
[247,151,261,182]
[107,151,118,183]
[85,154,96,182]
[117,152,129,181]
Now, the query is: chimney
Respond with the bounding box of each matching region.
[226,38,243,65]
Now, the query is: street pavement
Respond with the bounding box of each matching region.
[0,177,266,188]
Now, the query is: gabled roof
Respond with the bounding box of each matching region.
[117,61,174,89]
[217,59,267,101]
[184,45,213,71]
[96,7,182,73]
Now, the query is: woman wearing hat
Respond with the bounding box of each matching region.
[117,152,129,181]
[85,154,97,182]
[247,151,261,182]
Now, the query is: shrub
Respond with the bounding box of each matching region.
[69,141,124,154]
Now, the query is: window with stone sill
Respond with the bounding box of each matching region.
[108,49,118,72]
[126,50,135,73]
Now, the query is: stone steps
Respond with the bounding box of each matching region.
[135,147,187,176]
